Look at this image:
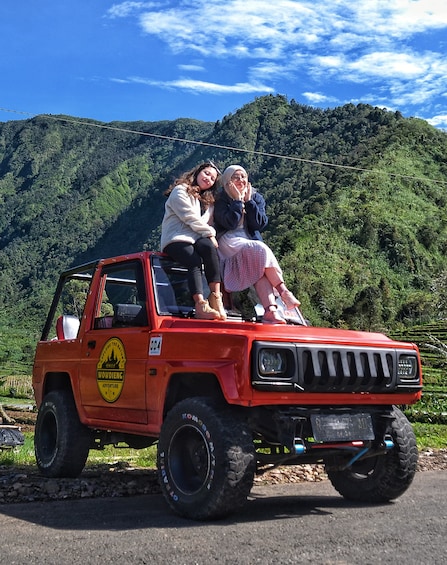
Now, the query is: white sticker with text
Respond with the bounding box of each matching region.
[149,336,162,356]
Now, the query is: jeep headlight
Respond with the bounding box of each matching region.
[258,348,287,376]
[397,355,417,379]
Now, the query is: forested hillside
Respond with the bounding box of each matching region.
[1,94,447,373]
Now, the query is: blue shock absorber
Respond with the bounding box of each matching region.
[294,440,306,455]
[384,437,394,450]
[346,447,369,467]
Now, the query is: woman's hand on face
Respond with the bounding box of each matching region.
[244,182,252,202]
[226,181,245,201]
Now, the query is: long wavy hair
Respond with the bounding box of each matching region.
[164,161,221,209]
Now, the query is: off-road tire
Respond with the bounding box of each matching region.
[326,407,418,502]
[157,397,256,520]
[34,390,92,478]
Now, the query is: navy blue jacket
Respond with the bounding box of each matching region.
[213,188,268,241]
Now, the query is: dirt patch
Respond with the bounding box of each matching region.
[1,406,36,432]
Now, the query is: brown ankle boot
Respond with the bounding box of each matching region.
[208,292,227,320]
[194,299,220,320]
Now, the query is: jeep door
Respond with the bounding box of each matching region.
[79,260,150,426]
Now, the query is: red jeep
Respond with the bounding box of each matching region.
[32,251,422,519]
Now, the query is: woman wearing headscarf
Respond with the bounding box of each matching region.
[213,165,300,324]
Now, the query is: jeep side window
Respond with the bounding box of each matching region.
[41,268,94,341]
[93,261,148,328]
[152,255,205,317]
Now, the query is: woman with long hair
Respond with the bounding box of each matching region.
[161,161,226,320]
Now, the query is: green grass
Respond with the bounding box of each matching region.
[86,443,158,468]
[0,396,34,408]
[0,433,158,469]
[412,423,447,449]
[0,434,35,467]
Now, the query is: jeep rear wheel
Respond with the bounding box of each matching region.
[34,390,92,478]
[157,397,256,520]
[326,407,418,502]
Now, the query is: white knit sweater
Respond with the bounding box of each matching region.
[160,184,216,251]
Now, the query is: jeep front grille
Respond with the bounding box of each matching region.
[252,342,420,393]
[300,347,394,392]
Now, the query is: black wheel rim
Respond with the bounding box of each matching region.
[348,456,379,479]
[168,424,211,495]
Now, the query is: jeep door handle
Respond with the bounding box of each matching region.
[87,340,96,349]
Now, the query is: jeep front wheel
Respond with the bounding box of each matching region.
[326,407,418,502]
[157,397,256,520]
[34,390,92,478]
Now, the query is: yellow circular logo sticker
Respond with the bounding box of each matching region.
[96,338,126,403]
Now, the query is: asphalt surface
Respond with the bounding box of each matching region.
[1,470,445,565]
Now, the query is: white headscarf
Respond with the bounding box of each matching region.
[221,165,248,187]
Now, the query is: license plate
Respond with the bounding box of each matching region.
[310,413,375,442]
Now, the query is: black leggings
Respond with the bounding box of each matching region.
[164,238,221,297]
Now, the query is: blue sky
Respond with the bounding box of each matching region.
[1,1,447,128]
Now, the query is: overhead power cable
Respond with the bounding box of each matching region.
[1,105,446,186]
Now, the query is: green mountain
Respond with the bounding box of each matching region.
[1,94,447,373]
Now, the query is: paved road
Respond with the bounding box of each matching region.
[1,471,446,565]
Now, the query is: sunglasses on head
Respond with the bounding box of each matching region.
[205,160,222,175]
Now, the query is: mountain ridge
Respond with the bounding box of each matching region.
[1,94,447,371]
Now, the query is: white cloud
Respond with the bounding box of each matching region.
[116,0,447,57]
[426,114,447,129]
[114,0,320,57]
[303,92,339,104]
[107,2,154,19]
[178,64,205,72]
[122,76,274,95]
[347,52,428,80]
[348,0,447,36]
[107,0,447,121]
[248,62,296,82]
